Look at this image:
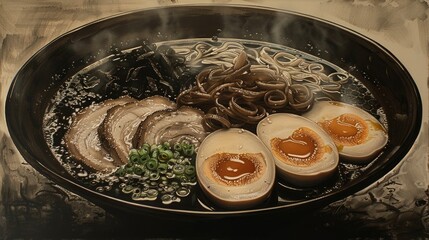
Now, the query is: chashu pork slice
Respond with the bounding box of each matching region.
[64,96,135,172]
[99,96,177,164]
[133,106,208,149]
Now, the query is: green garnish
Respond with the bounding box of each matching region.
[115,140,197,204]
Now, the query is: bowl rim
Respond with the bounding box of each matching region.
[5,4,423,217]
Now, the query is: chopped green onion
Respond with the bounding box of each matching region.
[146,158,158,171]
[129,152,140,163]
[119,141,197,204]
[132,165,145,175]
[150,170,160,180]
[150,144,158,152]
[151,148,159,158]
[185,165,195,176]
[182,144,195,157]
[129,148,139,156]
[158,163,168,174]
[176,187,190,197]
[138,148,148,158]
[143,169,151,179]
[158,149,173,161]
[166,172,175,179]
[187,175,196,182]
[173,151,181,159]
[122,185,135,193]
[176,174,188,182]
[167,158,177,166]
[174,143,182,152]
[125,166,134,174]
[181,158,191,165]
[115,167,125,177]
[142,143,151,152]
[147,189,159,198]
[163,142,171,150]
[172,164,185,175]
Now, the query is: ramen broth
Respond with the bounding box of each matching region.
[43,38,387,210]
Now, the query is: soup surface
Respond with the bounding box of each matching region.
[43,38,387,211]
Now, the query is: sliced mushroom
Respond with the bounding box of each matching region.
[133,106,208,149]
[64,96,135,172]
[99,96,176,164]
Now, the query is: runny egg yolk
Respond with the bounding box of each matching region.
[215,155,255,181]
[271,127,328,166]
[206,153,264,186]
[318,113,368,146]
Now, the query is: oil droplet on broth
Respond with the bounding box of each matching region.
[77,171,88,177]
[176,187,191,197]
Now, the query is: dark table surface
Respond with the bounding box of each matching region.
[0,0,428,239]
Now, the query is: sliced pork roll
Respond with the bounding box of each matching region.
[99,96,176,164]
[64,96,135,172]
[133,106,208,149]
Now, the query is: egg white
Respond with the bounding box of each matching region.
[196,128,276,209]
[303,101,388,163]
[257,113,339,187]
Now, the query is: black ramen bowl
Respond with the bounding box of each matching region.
[6,4,422,224]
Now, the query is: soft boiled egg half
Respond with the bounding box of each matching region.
[302,101,388,164]
[257,113,339,187]
[196,128,275,209]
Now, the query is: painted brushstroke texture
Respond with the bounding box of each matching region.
[0,0,427,238]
